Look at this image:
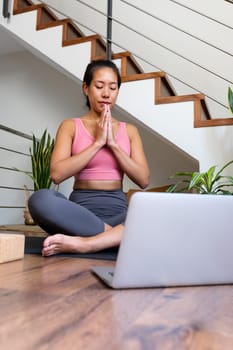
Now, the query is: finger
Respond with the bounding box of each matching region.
[103,103,109,118]
[99,110,106,127]
[105,104,111,121]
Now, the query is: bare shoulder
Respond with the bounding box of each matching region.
[56,118,76,137]
[125,122,140,139]
[58,118,75,130]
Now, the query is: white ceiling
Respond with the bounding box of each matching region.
[0,27,25,56]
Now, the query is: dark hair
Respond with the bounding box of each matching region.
[83,59,121,108]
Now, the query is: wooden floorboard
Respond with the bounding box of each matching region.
[0,254,233,349]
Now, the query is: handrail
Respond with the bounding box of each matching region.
[2,0,10,18]
[106,0,112,60]
[0,124,33,141]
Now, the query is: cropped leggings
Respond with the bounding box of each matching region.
[28,189,128,237]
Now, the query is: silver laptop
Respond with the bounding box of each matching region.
[91,192,233,289]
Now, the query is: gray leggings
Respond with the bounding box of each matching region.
[28,189,128,237]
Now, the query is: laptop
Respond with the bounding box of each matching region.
[91,191,233,289]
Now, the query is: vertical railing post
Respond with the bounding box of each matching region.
[106,0,112,61]
[2,0,10,18]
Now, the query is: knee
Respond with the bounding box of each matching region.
[28,189,53,214]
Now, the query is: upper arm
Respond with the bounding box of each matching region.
[126,123,149,167]
[50,119,75,166]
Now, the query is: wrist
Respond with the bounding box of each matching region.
[107,141,119,151]
[93,140,104,150]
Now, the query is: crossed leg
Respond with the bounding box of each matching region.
[28,189,126,257]
[42,223,124,256]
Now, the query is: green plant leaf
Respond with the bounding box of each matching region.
[169,171,194,179]
[20,129,55,191]
[228,86,233,115]
[215,159,233,179]
[167,160,233,195]
[166,183,179,193]
[188,172,204,191]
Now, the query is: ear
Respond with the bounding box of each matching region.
[82,83,88,96]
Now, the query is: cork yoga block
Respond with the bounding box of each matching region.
[0,234,25,263]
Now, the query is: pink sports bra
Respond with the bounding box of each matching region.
[72,118,131,181]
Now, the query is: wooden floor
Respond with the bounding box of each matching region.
[1,254,233,349]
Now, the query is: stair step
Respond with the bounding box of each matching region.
[14,0,34,10]
[122,71,165,82]
[14,3,43,15]
[156,93,205,104]
[37,6,58,26]
[14,1,58,22]
[66,20,85,40]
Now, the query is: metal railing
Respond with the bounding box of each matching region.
[106,0,112,60]
[0,125,33,209]
[2,0,10,18]
[0,124,33,141]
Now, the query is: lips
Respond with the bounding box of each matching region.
[100,102,111,111]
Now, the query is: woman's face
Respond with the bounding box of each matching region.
[83,67,119,114]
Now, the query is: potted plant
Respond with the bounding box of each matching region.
[166,160,233,195]
[27,129,54,191]
[16,129,54,224]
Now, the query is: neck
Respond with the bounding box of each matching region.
[85,110,101,121]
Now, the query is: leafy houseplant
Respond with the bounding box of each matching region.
[166,160,233,195]
[28,129,55,191]
[16,129,55,224]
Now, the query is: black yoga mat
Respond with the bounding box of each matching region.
[24,236,118,261]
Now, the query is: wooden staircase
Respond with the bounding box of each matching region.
[12,0,233,128]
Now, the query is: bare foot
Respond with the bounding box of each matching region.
[42,234,89,257]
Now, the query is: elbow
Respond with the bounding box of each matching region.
[50,170,62,185]
[51,176,61,185]
[140,181,150,190]
[138,165,150,189]
[139,174,150,190]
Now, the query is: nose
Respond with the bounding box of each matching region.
[102,87,110,98]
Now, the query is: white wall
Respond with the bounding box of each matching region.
[0,52,87,135]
